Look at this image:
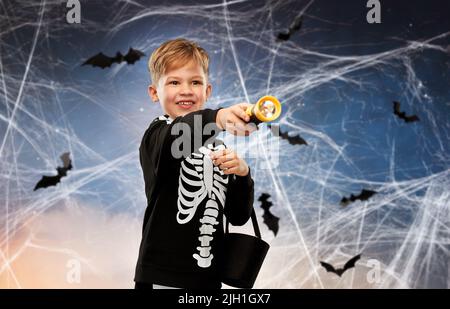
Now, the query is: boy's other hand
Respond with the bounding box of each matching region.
[210,148,249,177]
[216,103,257,136]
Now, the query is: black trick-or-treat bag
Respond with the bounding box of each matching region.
[221,208,270,288]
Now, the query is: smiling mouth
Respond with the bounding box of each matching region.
[176,101,195,105]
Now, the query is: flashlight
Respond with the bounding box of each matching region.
[245,95,281,125]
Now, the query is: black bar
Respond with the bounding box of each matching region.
[0,289,444,307]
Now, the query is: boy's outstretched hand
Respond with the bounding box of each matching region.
[216,103,257,136]
[210,148,249,177]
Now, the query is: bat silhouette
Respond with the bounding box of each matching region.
[393,101,420,123]
[258,193,279,236]
[340,189,377,207]
[82,48,145,69]
[268,124,308,146]
[277,15,303,41]
[320,254,361,277]
[34,152,72,191]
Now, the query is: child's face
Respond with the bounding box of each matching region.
[149,60,212,119]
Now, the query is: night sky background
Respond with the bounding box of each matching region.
[0,0,449,288]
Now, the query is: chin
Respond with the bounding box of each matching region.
[178,106,202,116]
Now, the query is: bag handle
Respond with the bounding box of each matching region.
[225,208,262,239]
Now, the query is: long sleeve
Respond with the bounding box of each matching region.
[136,109,254,287]
[139,108,222,232]
[224,167,254,226]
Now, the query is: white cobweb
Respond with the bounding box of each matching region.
[0,0,449,288]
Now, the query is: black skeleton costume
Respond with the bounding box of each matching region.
[134,109,254,288]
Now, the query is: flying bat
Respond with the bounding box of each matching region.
[34,152,72,191]
[340,189,377,207]
[393,101,420,123]
[268,124,308,146]
[258,193,279,236]
[82,48,145,69]
[277,15,303,41]
[320,254,361,277]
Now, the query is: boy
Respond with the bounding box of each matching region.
[134,38,257,289]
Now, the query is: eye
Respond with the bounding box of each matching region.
[192,80,202,85]
[169,81,179,85]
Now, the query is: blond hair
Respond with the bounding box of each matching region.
[148,38,210,85]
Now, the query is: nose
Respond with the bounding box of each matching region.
[179,83,194,95]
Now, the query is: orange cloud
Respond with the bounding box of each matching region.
[0,201,141,288]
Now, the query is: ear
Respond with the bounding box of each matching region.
[148,85,159,103]
[205,83,212,101]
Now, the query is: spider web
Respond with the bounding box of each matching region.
[0,0,449,288]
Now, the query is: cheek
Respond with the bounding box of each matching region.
[162,90,176,101]
[196,88,208,99]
